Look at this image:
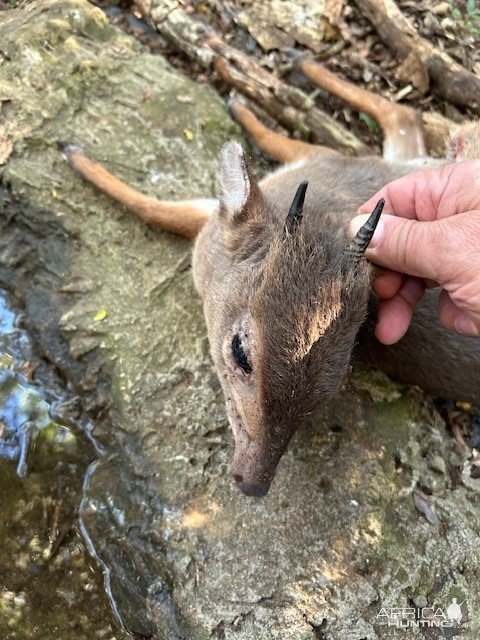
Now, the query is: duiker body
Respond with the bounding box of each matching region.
[61,62,480,497]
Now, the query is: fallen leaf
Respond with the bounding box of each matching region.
[183,128,194,141]
[396,52,429,94]
[93,309,107,322]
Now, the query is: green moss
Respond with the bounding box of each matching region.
[351,362,402,403]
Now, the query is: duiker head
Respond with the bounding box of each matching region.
[196,142,383,497]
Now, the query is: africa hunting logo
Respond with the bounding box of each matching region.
[376,599,463,629]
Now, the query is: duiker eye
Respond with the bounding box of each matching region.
[231,334,252,374]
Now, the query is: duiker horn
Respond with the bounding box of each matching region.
[284,181,308,234]
[348,197,385,261]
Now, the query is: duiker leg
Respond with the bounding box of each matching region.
[447,121,480,161]
[297,60,426,162]
[229,100,339,163]
[59,143,215,239]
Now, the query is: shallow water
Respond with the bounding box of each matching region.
[0,291,129,639]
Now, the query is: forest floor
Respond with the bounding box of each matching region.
[98,0,480,155]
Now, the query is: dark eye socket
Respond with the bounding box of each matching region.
[231,334,252,374]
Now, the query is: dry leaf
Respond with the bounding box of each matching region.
[93,309,107,322]
[396,52,429,94]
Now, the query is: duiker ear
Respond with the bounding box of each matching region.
[218,141,259,224]
[218,141,269,255]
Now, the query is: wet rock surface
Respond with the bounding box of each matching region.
[1,1,480,639]
[0,290,125,640]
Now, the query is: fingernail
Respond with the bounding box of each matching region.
[454,316,479,336]
[348,214,369,238]
[348,214,385,250]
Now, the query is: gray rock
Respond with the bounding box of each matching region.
[1,1,480,639]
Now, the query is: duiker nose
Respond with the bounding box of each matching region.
[233,473,270,497]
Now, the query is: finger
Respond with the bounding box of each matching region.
[372,269,403,300]
[438,289,480,336]
[375,277,425,345]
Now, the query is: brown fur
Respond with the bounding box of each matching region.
[61,66,480,497]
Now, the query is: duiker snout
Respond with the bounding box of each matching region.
[232,474,270,497]
[231,438,283,497]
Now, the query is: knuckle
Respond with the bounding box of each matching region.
[389,219,417,272]
[387,218,441,281]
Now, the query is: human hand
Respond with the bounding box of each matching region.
[349,160,480,345]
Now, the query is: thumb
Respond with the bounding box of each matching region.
[349,213,447,283]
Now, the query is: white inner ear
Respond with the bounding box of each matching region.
[219,141,250,219]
